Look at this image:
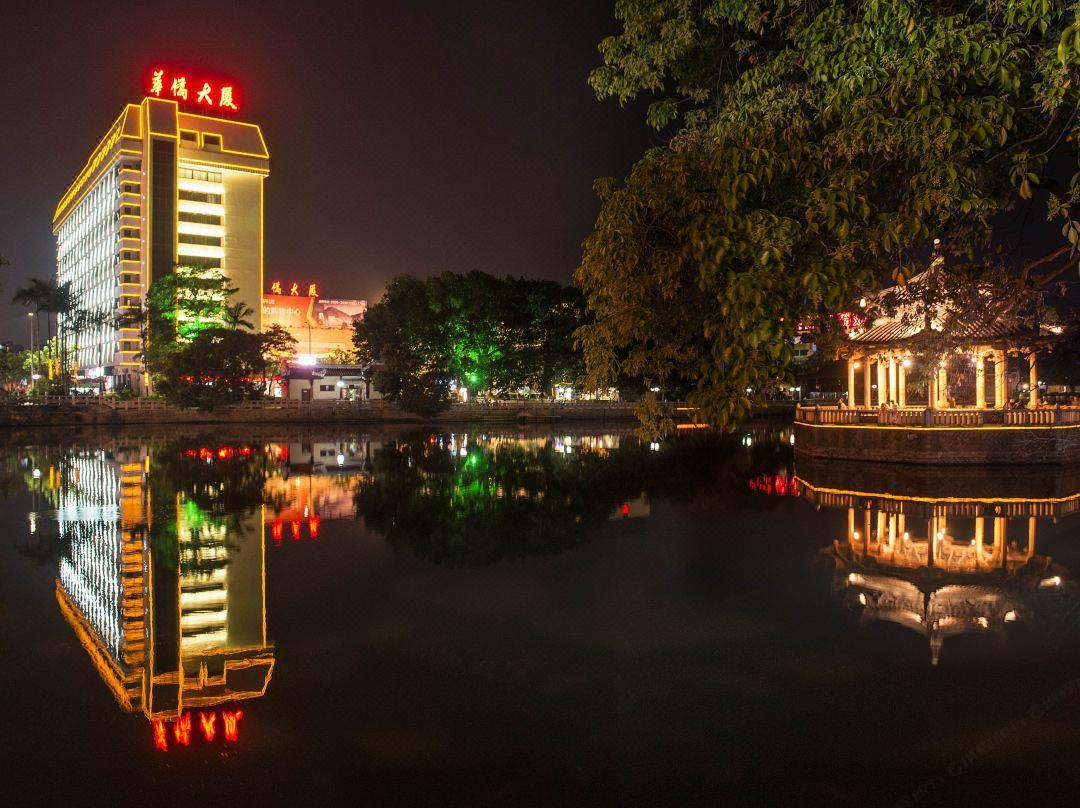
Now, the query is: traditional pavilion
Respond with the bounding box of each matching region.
[840,259,1063,410]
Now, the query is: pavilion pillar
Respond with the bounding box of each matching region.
[898,361,907,407]
[994,350,1006,408]
[876,511,886,546]
[847,507,855,543]
[994,517,1006,567]
[898,513,906,539]
[927,516,936,567]
[888,357,898,405]
[863,509,872,549]
[877,360,887,407]
[974,516,985,568]
[975,352,986,409]
[1028,516,1037,560]
[1028,351,1038,407]
[847,358,857,407]
[863,360,872,408]
[937,362,948,407]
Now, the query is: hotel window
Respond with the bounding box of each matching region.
[122,228,139,238]
[178,234,222,247]
[203,133,222,151]
[319,385,335,392]
[120,273,139,284]
[180,130,197,144]
[121,250,139,261]
[121,205,140,216]
[178,190,222,204]
[178,212,222,226]
[122,183,140,194]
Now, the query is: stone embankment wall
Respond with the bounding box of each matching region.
[795,421,1080,465]
[0,399,641,427]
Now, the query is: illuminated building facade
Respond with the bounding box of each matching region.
[48,446,274,724]
[52,94,269,390]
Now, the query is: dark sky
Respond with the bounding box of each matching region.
[0,1,654,344]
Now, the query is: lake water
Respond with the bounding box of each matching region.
[3,423,1080,806]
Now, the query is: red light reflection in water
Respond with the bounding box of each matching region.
[172,712,192,746]
[222,710,243,741]
[152,709,243,751]
[199,711,217,741]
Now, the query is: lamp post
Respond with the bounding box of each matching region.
[28,312,35,394]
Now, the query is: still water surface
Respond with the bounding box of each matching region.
[3,424,1080,806]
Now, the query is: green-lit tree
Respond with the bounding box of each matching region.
[355,271,587,414]
[580,0,1080,429]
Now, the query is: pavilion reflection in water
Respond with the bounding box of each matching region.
[46,447,274,726]
[799,460,1080,665]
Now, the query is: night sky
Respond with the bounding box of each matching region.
[0,1,653,343]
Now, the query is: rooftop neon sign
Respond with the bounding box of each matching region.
[147,68,240,112]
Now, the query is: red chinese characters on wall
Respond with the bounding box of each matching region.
[148,68,239,111]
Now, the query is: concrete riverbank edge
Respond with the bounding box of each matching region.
[0,399,643,427]
[794,420,1080,464]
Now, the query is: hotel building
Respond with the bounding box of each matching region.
[52,96,269,391]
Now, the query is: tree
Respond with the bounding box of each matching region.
[355,272,587,414]
[581,1,1080,429]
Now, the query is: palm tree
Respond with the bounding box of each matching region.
[222,301,255,331]
[13,278,75,388]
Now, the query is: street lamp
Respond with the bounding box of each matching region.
[28,312,35,394]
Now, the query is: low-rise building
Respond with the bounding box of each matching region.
[282,362,382,401]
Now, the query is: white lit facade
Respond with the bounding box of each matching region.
[52,97,269,391]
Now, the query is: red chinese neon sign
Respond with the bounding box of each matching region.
[152,709,243,751]
[268,280,319,297]
[148,68,240,112]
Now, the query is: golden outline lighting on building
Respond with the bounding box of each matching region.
[52,86,269,391]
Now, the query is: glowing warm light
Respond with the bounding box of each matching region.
[1005,610,1018,622]
[199,711,217,742]
[153,720,168,751]
[222,710,243,741]
[291,519,302,541]
[308,515,321,539]
[173,712,192,746]
[271,519,283,543]
[852,531,861,540]
[902,359,912,368]
[857,593,867,605]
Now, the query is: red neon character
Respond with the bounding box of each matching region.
[172,711,192,746]
[270,280,282,295]
[150,69,165,96]
[219,86,238,110]
[196,82,213,105]
[308,514,321,539]
[307,283,318,297]
[153,719,168,751]
[199,711,217,742]
[271,519,283,544]
[222,710,243,741]
[171,76,188,100]
[290,519,302,541]
[289,282,300,296]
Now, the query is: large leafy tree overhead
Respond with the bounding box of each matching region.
[580,0,1080,427]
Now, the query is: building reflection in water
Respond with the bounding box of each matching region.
[799,459,1080,665]
[43,446,274,743]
